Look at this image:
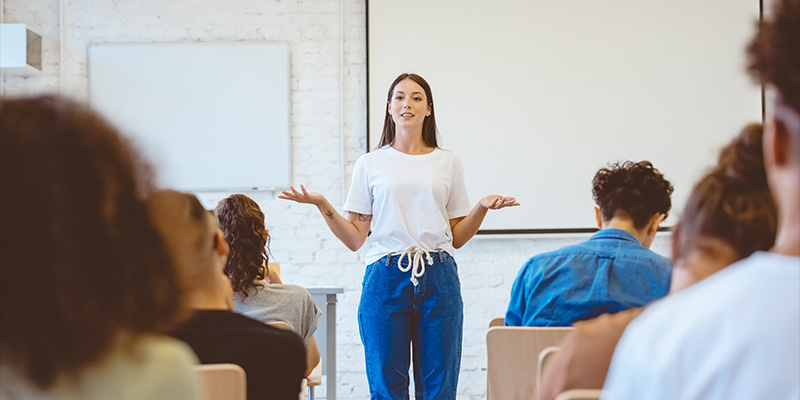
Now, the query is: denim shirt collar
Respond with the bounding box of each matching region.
[589,228,642,245]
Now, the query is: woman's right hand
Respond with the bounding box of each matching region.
[278,185,325,206]
[279,184,368,252]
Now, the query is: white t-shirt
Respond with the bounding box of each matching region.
[344,145,472,265]
[602,251,800,400]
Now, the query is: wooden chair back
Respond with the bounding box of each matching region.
[195,363,246,400]
[486,326,573,399]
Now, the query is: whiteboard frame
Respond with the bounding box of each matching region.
[366,0,765,234]
[88,41,291,192]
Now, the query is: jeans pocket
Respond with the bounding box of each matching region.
[361,257,385,290]
[445,255,460,286]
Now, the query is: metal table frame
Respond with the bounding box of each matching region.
[307,287,344,400]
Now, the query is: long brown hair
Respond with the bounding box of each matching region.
[0,96,184,388]
[215,194,268,298]
[378,73,439,149]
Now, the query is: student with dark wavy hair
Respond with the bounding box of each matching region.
[0,96,201,399]
[506,161,673,326]
[538,123,777,400]
[215,193,321,377]
[603,0,800,397]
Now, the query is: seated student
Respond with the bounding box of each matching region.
[603,1,800,396]
[0,96,201,399]
[537,123,777,400]
[505,161,673,326]
[148,190,306,400]
[215,194,322,376]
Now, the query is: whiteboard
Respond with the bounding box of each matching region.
[89,42,291,191]
[368,0,762,232]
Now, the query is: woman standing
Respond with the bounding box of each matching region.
[280,73,518,399]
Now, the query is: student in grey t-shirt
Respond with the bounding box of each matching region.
[215,194,322,377]
[235,266,321,344]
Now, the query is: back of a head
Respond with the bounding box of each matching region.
[747,0,800,255]
[675,124,777,262]
[592,161,674,229]
[215,194,267,299]
[0,96,183,389]
[748,0,800,117]
[148,189,218,286]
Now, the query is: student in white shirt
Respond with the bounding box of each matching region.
[602,1,800,398]
[280,73,518,399]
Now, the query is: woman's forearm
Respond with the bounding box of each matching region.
[315,197,369,251]
[451,202,489,249]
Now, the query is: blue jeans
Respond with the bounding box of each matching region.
[358,251,464,400]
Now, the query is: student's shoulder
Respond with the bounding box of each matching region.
[229,312,305,344]
[522,242,592,268]
[133,335,200,367]
[269,283,316,302]
[624,244,672,265]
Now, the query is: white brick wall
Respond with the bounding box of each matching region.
[0,1,673,398]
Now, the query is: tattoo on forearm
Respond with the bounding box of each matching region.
[325,210,334,220]
[358,214,372,222]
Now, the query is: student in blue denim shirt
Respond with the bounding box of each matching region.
[506,161,673,327]
[281,73,518,399]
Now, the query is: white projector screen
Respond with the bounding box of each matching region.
[368,0,762,232]
[89,42,291,191]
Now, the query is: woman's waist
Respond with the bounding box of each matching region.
[364,241,454,265]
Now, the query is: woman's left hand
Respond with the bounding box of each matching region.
[479,195,520,210]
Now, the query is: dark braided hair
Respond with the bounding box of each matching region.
[215,194,268,298]
[592,161,674,229]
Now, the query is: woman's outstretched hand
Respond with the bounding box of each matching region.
[278,185,325,206]
[479,195,520,210]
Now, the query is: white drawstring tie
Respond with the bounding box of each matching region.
[393,245,435,286]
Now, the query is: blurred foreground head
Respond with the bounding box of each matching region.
[670,124,777,292]
[0,96,184,388]
[747,0,800,255]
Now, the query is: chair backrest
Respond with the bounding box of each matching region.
[536,346,560,392]
[489,317,505,327]
[195,363,246,400]
[299,378,308,400]
[301,359,323,400]
[306,358,323,386]
[486,326,574,400]
[267,320,291,330]
[554,389,603,400]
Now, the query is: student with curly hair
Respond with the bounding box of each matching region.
[505,161,673,326]
[215,194,321,377]
[0,96,201,399]
[538,123,777,400]
[603,0,800,397]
